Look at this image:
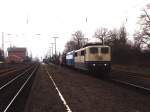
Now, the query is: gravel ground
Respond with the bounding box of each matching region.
[46,64,150,112]
[24,64,150,112]
[24,64,66,112]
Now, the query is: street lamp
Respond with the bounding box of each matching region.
[52,37,59,56]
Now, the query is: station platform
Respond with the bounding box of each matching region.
[24,64,66,112]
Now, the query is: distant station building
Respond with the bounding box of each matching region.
[6,47,27,63]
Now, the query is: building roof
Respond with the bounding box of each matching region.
[7,47,26,52]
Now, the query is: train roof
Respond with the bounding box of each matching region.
[66,50,75,55]
[83,43,103,47]
[75,44,110,52]
[82,43,110,48]
[65,43,110,54]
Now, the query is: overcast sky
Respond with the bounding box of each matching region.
[0,0,149,59]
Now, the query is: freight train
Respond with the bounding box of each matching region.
[60,44,111,73]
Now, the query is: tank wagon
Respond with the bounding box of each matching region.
[63,44,111,73]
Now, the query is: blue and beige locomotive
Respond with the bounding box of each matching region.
[62,43,111,73]
[66,51,75,67]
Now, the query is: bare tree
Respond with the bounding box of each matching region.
[93,27,109,45]
[134,30,150,49]
[104,25,127,47]
[64,30,87,52]
[106,28,119,46]
[72,30,86,49]
[136,4,150,49]
[64,40,77,52]
[134,31,144,49]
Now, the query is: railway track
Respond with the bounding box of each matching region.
[110,70,150,93]
[0,63,31,74]
[110,78,150,91]
[0,68,16,74]
[52,64,150,93]
[0,63,39,112]
[112,70,150,79]
[57,65,150,93]
[0,64,34,87]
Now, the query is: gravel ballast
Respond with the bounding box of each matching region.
[46,64,150,112]
[24,65,66,112]
[25,64,150,112]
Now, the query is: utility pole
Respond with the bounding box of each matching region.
[52,37,59,56]
[2,32,4,51]
[50,43,55,56]
[49,47,52,57]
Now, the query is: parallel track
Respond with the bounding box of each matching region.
[110,70,150,93]
[0,68,16,74]
[0,63,39,112]
[0,63,32,75]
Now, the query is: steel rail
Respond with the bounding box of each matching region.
[0,65,31,78]
[0,64,28,74]
[0,65,34,91]
[0,68,16,74]
[110,70,150,92]
[112,70,150,80]
[0,69,17,77]
[0,64,31,75]
[110,78,150,92]
[3,64,39,112]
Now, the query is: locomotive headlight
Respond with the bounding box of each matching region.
[93,64,96,66]
[104,64,107,66]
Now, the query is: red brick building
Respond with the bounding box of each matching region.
[6,47,27,63]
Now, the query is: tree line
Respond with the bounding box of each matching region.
[64,3,150,67]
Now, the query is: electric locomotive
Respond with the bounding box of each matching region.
[66,51,75,67]
[74,44,111,73]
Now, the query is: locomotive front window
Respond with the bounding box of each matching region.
[81,50,85,56]
[101,47,109,53]
[90,47,98,54]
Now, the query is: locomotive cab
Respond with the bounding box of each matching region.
[74,45,111,73]
[85,46,111,72]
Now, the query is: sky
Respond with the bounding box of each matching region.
[0,0,149,59]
